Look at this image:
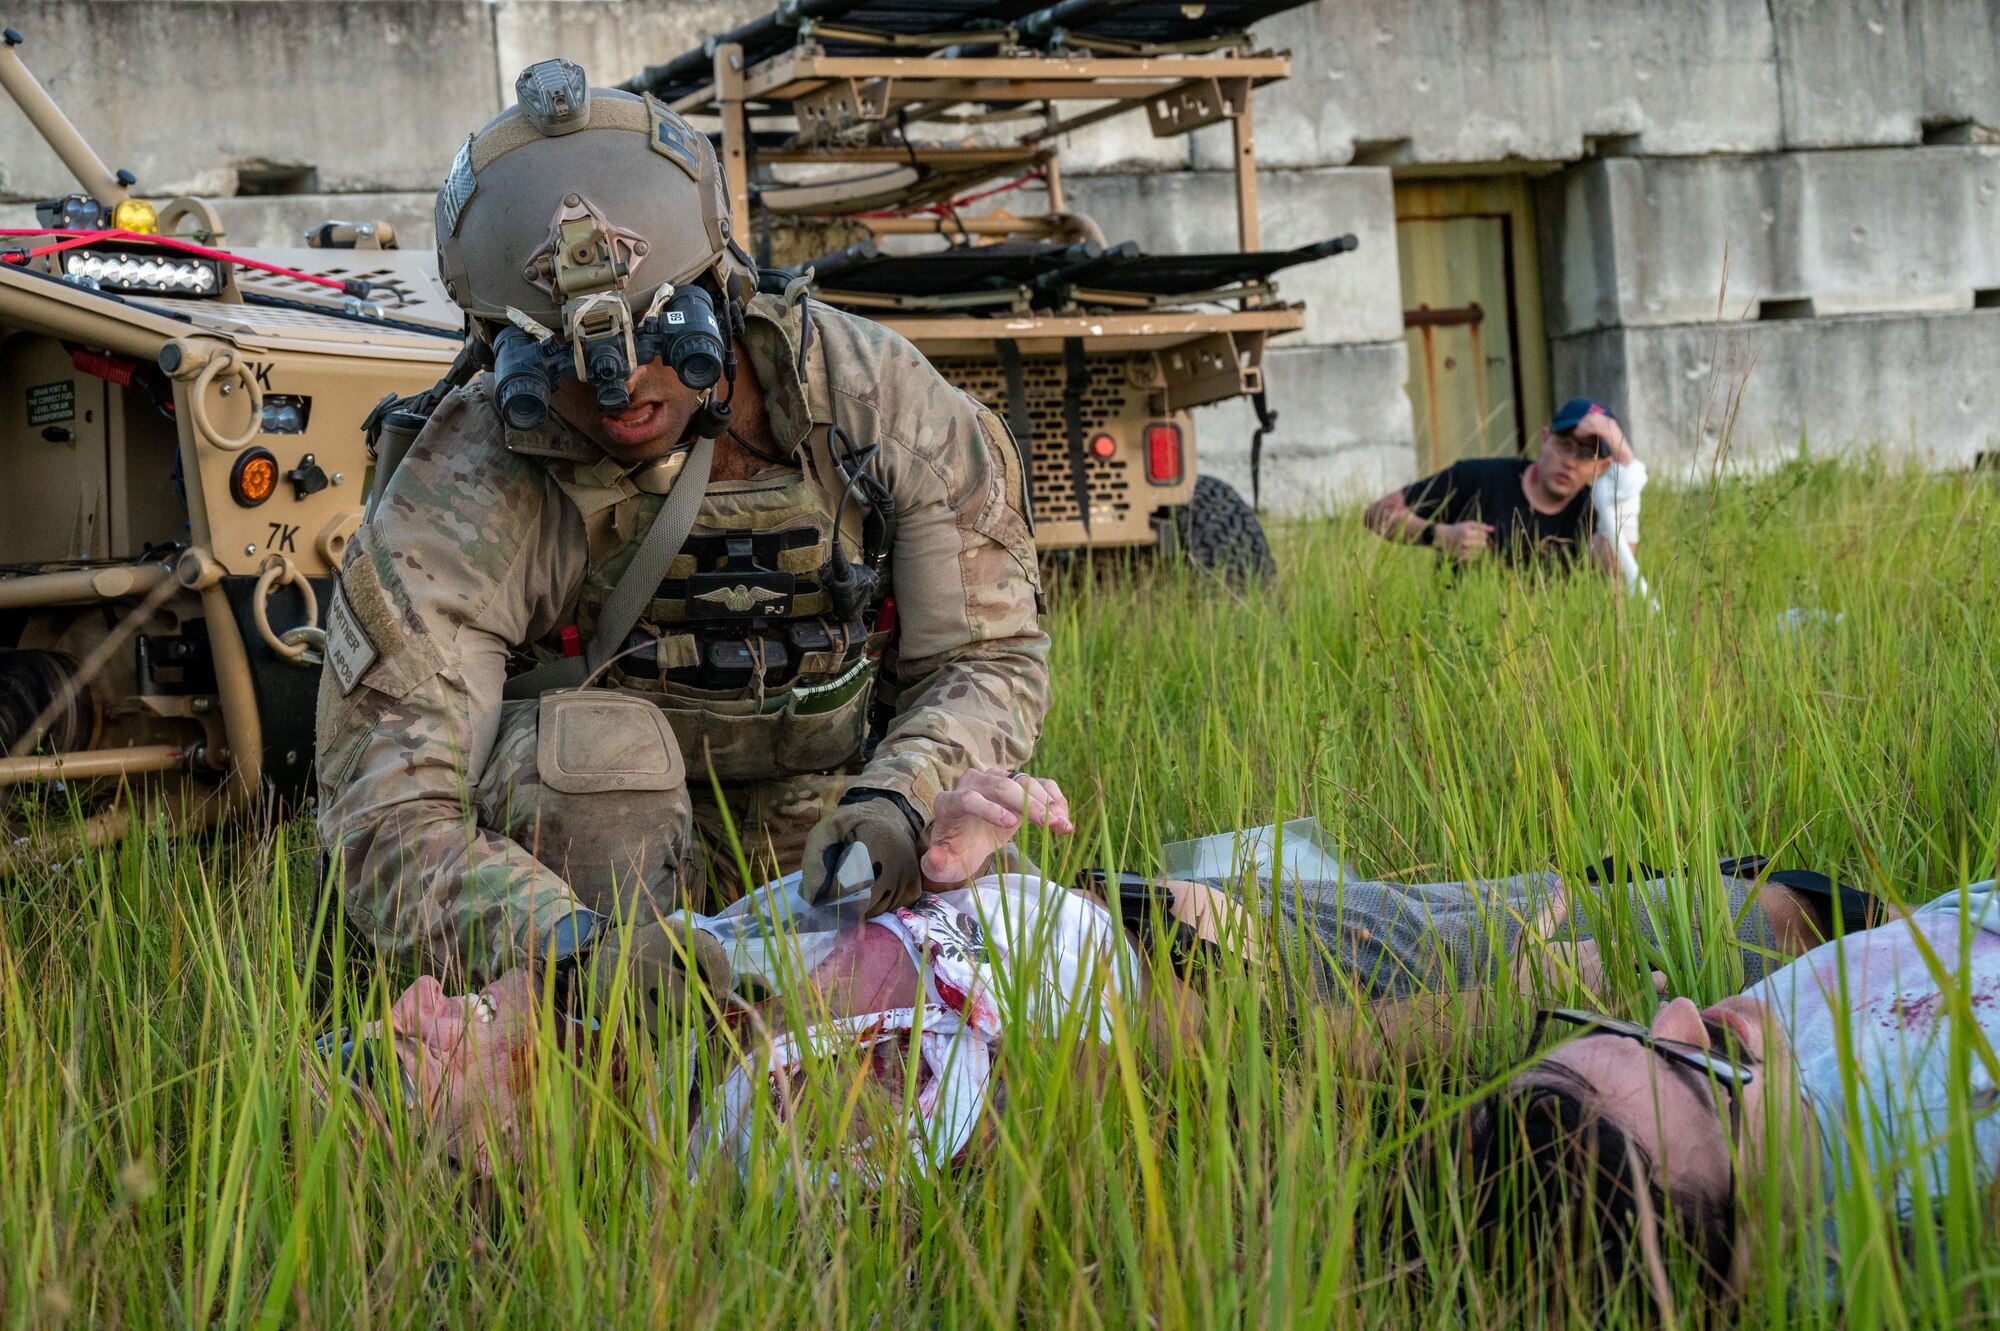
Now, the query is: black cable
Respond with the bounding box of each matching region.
[721,293,743,383]
[726,424,791,466]
[826,423,884,566]
[239,291,460,339]
[894,109,966,247]
[819,421,889,623]
[1248,388,1277,514]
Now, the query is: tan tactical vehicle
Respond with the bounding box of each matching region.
[624,0,1353,580]
[1,1,1353,842]
[0,28,458,843]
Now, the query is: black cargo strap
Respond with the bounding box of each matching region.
[361,339,478,453]
[1060,337,1092,534]
[1249,388,1278,514]
[1586,853,1884,935]
[503,433,716,699]
[995,339,1035,531]
[361,340,480,521]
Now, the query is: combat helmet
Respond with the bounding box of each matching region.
[437,58,751,333]
[434,59,756,427]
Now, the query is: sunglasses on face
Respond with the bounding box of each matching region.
[1530,1008,1757,1089]
[1548,434,1608,463]
[1528,1008,1752,1272]
[1529,1007,1755,1186]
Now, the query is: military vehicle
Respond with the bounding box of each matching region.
[623,0,1353,579]
[0,0,1354,844]
[0,27,459,846]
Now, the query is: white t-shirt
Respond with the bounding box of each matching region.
[701,875,1135,1184]
[875,873,1138,1043]
[1742,882,2000,1230]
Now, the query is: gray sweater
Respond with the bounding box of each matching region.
[1238,871,1783,1001]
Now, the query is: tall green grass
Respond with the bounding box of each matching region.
[2,455,1996,1328]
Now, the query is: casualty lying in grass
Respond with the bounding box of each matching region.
[2,455,1996,1328]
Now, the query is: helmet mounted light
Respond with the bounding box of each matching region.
[516,59,591,135]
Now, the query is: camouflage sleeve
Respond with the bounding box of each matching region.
[845,372,1050,818]
[313,380,586,981]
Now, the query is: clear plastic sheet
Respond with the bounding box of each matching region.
[685,842,876,993]
[1161,817,1358,886]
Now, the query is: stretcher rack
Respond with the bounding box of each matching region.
[622,0,1339,556]
[802,234,1359,314]
[622,0,1315,255]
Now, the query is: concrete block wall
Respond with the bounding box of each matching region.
[1043,0,2000,499]
[0,2,499,199]
[1232,0,2000,170]
[1553,310,2000,471]
[1060,168,1415,505]
[1541,148,2000,332]
[1769,0,2000,148]
[0,0,764,201]
[1537,144,2000,471]
[4,0,1999,502]
[1243,0,1783,168]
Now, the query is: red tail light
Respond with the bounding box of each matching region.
[1144,422,1183,485]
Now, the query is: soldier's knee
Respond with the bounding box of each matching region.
[511,690,694,918]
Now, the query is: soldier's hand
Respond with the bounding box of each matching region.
[1436,521,1495,562]
[588,918,731,1039]
[802,793,924,914]
[923,770,1073,887]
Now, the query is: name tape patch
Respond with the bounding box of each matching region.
[326,588,380,696]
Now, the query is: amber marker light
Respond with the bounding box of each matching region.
[109,198,159,234]
[231,447,279,506]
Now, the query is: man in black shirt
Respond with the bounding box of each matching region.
[1364,398,1631,576]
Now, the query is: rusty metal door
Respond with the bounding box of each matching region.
[1394,178,1549,472]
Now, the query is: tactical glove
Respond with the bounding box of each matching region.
[588,917,731,1039]
[801,789,925,914]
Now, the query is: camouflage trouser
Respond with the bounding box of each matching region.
[474,695,848,918]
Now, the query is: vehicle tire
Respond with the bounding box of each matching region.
[1171,475,1275,588]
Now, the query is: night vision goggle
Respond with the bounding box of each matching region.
[490,281,726,431]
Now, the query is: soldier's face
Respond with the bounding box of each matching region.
[552,356,704,463]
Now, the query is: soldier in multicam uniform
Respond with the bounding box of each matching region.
[314,61,1048,1016]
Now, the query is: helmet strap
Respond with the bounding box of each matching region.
[683,383,733,443]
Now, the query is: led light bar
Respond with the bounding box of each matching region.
[62,248,222,296]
